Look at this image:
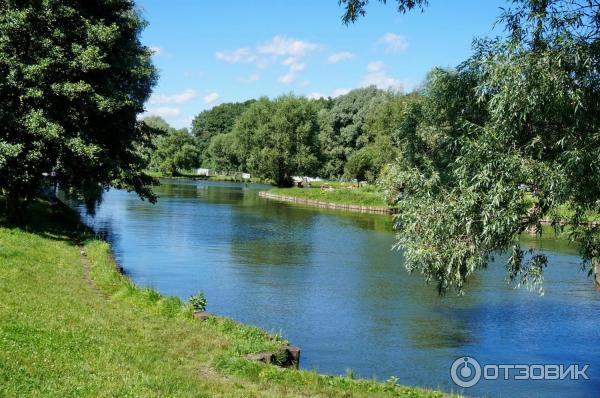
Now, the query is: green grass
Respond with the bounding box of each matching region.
[269,185,388,208]
[0,199,454,398]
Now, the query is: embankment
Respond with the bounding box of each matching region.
[259,191,395,215]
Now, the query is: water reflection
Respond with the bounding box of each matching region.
[70,179,600,398]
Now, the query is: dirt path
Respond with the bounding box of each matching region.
[79,246,109,299]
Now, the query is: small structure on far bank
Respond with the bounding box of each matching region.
[292,176,321,188]
[196,168,211,176]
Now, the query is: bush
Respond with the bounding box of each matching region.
[188,291,207,311]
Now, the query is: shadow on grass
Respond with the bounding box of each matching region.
[0,198,93,245]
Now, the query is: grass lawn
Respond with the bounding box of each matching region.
[0,199,453,398]
[268,186,388,208]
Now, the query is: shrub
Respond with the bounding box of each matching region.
[188,291,207,311]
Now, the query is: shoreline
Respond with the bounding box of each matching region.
[0,198,451,397]
[259,191,395,215]
[258,190,596,239]
[147,172,269,184]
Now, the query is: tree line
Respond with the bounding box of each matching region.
[144,86,415,187]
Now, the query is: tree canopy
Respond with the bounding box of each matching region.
[377,0,600,294]
[318,86,390,179]
[143,118,200,177]
[191,100,256,166]
[338,0,428,24]
[0,0,157,220]
[234,96,322,186]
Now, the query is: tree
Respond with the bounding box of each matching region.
[318,87,389,179]
[0,0,157,221]
[143,116,171,133]
[338,0,428,24]
[136,116,169,165]
[378,0,600,293]
[234,96,322,186]
[344,146,375,183]
[358,93,423,181]
[150,128,200,176]
[191,100,256,165]
[205,132,240,174]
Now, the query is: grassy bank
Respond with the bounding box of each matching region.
[268,185,388,208]
[145,170,268,184]
[0,199,453,397]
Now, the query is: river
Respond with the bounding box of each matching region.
[73,179,600,397]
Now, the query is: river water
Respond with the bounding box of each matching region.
[73,179,600,397]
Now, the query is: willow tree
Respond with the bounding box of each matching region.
[338,0,429,24]
[372,0,600,293]
[0,0,157,221]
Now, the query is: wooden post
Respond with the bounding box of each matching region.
[280,346,301,368]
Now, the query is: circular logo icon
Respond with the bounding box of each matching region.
[450,356,482,388]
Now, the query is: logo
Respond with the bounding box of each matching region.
[451,356,482,388]
[450,356,590,388]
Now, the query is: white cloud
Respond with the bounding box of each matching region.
[327,51,354,64]
[361,61,402,90]
[217,36,321,85]
[289,62,305,73]
[149,89,198,105]
[278,73,296,84]
[239,73,260,83]
[306,88,352,99]
[146,107,182,118]
[170,116,194,129]
[282,57,299,66]
[258,36,320,57]
[332,88,352,97]
[278,58,306,85]
[367,61,386,72]
[203,92,220,105]
[306,92,325,100]
[149,46,165,56]
[377,33,409,53]
[215,48,256,63]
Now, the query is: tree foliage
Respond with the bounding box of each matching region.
[379,0,600,294]
[205,132,240,174]
[149,125,200,176]
[234,96,322,186]
[318,86,390,178]
[338,0,428,24]
[0,0,157,219]
[191,100,255,165]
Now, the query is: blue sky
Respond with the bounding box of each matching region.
[139,0,509,128]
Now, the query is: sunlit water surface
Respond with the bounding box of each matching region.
[71,179,600,397]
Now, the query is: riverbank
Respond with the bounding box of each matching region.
[263,187,600,241]
[0,199,454,397]
[145,170,268,184]
[267,185,388,207]
[260,190,393,215]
